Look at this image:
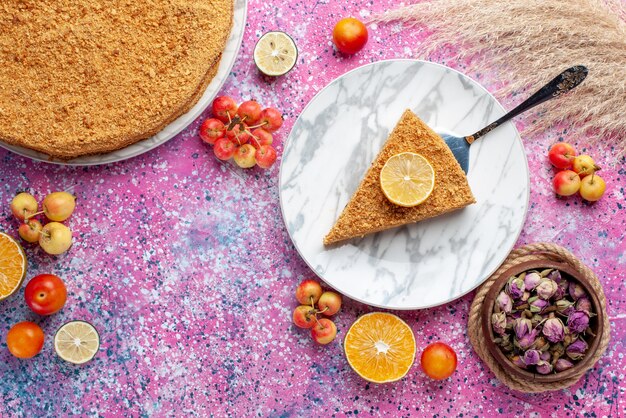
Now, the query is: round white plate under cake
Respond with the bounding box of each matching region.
[0,0,247,166]
[279,59,529,310]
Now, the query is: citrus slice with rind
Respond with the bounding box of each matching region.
[344,312,416,383]
[380,152,435,207]
[0,231,27,301]
[54,320,100,364]
[253,31,298,76]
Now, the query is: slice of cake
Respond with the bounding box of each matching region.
[323,110,475,245]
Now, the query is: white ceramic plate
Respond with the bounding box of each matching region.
[0,0,247,166]
[279,59,529,310]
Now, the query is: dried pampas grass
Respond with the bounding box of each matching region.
[371,0,626,157]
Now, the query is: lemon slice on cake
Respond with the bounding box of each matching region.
[380,152,435,207]
[253,31,298,76]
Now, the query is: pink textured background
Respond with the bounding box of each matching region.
[1,0,625,416]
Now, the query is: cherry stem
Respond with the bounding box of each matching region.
[25,222,48,237]
[25,210,44,221]
[313,315,325,329]
[233,131,244,146]
[246,121,268,130]
[245,128,262,148]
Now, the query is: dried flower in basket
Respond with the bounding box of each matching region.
[489,268,594,374]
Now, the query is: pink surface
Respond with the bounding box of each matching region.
[1,0,625,416]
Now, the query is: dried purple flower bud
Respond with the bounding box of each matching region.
[513,300,527,311]
[563,333,576,347]
[530,314,543,327]
[523,349,541,365]
[540,351,551,362]
[506,276,525,300]
[524,272,541,291]
[536,278,558,300]
[529,297,549,313]
[534,336,549,351]
[514,317,532,339]
[576,297,592,315]
[491,312,507,335]
[553,284,566,301]
[567,310,590,334]
[495,291,513,314]
[517,329,539,351]
[494,334,513,352]
[540,269,553,278]
[555,358,574,372]
[548,269,562,283]
[556,299,574,315]
[506,316,516,330]
[535,360,553,374]
[542,317,565,343]
[568,282,586,300]
[566,338,588,360]
[501,341,514,353]
[510,355,527,369]
[550,342,565,358]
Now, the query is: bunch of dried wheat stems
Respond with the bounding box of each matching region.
[371,0,626,158]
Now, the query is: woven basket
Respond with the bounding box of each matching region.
[468,242,610,393]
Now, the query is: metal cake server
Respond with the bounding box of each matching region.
[442,65,588,173]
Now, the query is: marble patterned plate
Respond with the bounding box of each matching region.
[279,59,529,310]
[0,0,247,166]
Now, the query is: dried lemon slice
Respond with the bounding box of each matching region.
[253,31,298,76]
[54,320,100,364]
[380,152,435,207]
[344,312,416,383]
[0,231,27,301]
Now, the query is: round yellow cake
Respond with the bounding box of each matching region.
[0,0,233,159]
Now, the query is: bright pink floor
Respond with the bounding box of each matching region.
[1,0,624,416]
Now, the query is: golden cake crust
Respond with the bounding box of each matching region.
[0,0,233,159]
[324,110,476,245]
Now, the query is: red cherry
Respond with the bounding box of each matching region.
[212,96,238,123]
[548,142,577,169]
[249,128,273,149]
[421,342,457,380]
[333,18,368,55]
[256,145,277,169]
[237,100,263,124]
[213,137,237,160]
[295,280,323,305]
[259,108,283,132]
[311,318,337,344]
[24,274,67,315]
[199,118,226,145]
[225,123,251,145]
[293,305,317,329]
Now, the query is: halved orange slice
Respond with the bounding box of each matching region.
[344,312,416,383]
[0,231,27,301]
